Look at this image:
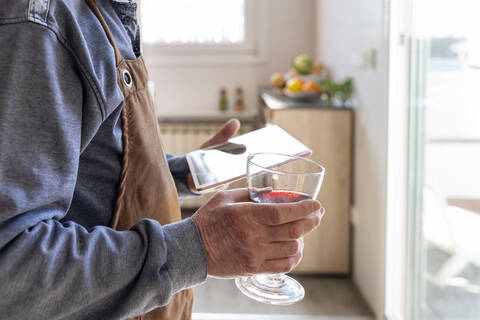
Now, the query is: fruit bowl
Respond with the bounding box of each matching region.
[283,90,319,101]
[284,70,328,83]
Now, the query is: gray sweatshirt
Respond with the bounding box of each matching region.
[0,1,207,319]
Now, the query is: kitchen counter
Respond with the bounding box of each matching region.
[260,87,351,111]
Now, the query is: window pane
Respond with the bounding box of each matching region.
[140,0,246,44]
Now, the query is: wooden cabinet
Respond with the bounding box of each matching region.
[263,99,352,274]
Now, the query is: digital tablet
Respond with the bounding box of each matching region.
[186,125,312,191]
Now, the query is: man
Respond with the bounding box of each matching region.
[0,0,324,319]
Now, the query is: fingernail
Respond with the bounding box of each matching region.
[313,208,325,222]
[312,201,321,212]
[299,238,304,251]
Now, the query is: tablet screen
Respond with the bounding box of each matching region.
[186,125,312,191]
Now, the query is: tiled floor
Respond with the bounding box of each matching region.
[192,276,373,319]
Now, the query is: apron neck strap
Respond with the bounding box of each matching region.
[85,0,123,65]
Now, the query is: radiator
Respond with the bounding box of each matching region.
[158,120,255,209]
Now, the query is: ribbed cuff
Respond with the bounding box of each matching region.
[162,218,208,293]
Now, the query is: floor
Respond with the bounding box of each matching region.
[192,276,373,320]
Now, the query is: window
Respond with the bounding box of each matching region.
[140,0,248,47]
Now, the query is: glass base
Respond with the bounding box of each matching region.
[235,274,305,305]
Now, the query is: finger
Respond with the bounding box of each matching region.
[250,200,322,226]
[204,183,229,193]
[267,211,324,241]
[263,240,302,260]
[258,251,303,274]
[200,119,241,149]
[218,188,252,203]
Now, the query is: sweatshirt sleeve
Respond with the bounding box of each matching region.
[0,22,207,320]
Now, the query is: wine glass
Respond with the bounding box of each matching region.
[235,152,325,305]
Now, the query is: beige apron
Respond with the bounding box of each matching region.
[85,1,194,319]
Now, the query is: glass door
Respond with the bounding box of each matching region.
[409,0,480,318]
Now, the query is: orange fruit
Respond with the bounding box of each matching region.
[302,81,319,92]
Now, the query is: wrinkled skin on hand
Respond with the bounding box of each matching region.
[191,189,325,279]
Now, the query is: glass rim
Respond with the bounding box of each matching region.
[247,152,325,176]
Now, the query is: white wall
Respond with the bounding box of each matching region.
[256,0,316,84]
[144,0,316,119]
[316,0,389,318]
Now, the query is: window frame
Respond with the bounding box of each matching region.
[139,0,262,62]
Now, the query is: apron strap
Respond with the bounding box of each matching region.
[85,0,124,65]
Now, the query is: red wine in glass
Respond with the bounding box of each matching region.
[250,190,312,204]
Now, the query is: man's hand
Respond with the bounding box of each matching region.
[191,189,325,278]
[187,119,241,194]
[199,118,241,149]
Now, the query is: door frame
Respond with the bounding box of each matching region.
[384,0,416,318]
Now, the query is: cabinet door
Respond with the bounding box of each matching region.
[269,109,352,274]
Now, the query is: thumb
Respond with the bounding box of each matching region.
[200,119,241,149]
